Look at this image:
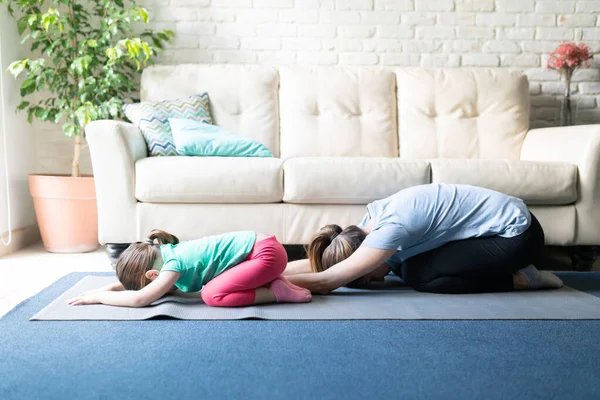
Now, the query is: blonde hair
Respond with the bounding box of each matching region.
[305,224,366,273]
[115,229,179,290]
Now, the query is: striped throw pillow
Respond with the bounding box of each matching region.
[123,93,212,156]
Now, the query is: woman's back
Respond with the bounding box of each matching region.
[360,184,531,266]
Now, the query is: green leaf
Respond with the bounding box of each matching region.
[20,78,36,96]
[34,107,50,121]
[27,15,37,27]
[8,59,28,78]
[18,18,28,35]
[17,101,30,111]
[88,39,98,48]
[62,122,77,137]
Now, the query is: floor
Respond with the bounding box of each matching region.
[2,243,600,399]
[0,242,112,318]
[2,271,600,399]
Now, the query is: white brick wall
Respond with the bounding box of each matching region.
[36,0,600,174]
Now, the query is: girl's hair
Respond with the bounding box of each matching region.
[115,229,180,290]
[305,224,366,273]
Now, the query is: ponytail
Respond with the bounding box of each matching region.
[147,229,179,246]
[306,224,366,273]
[306,224,343,272]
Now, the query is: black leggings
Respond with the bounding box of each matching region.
[399,214,545,294]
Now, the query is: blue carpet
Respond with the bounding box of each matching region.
[1,272,600,400]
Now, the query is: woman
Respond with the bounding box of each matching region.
[284,184,563,295]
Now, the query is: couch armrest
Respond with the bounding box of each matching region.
[521,124,600,244]
[86,120,148,244]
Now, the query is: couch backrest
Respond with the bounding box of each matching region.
[279,67,398,159]
[141,65,530,161]
[397,68,530,160]
[141,64,280,156]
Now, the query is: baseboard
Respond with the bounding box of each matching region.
[0,224,41,257]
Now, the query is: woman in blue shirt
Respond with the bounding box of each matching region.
[285,184,563,294]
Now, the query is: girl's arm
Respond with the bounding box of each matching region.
[98,281,124,292]
[68,271,180,307]
[282,259,312,276]
[77,281,124,297]
[286,247,396,294]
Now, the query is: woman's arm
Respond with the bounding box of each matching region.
[286,247,396,294]
[68,271,180,307]
[282,259,312,276]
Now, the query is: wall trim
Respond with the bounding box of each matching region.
[0,224,40,257]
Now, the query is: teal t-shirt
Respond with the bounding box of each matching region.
[159,231,256,292]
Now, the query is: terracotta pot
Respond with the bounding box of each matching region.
[29,175,99,253]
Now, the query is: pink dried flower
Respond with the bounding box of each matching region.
[547,42,594,71]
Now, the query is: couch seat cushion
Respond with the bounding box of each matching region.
[135,157,283,203]
[283,157,430,204]
[429,159,577,205]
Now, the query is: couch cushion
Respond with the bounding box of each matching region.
[429,159,577,205]
[279,67,398,159]
[141,64,280,156]
[135,157,283,203]
[397,68,530,160]
[283,157,430,204]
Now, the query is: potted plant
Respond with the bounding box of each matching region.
[1,0,173,252]
[547,41,594,126]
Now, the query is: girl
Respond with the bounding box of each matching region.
[284,184,564,295]
[68,230,312,307]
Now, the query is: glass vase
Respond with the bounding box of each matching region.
[560,69,575,126]
[560,95,575,126]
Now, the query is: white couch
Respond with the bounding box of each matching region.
[86,65,600,267]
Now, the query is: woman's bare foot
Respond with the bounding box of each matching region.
[513,265,563,290]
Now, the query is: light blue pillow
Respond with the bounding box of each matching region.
[168,118,275,158]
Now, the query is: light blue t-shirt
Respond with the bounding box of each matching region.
[357,184,531,272]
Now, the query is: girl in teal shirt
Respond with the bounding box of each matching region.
[69,230,311,308]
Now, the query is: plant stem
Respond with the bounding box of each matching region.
[72,135,81,177]
[67,0,80,177]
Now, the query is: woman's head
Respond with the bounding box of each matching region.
[115,229,179,290]
[306,224,367,273]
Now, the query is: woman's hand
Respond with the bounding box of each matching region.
[68,293,101,306]
[286,273,333,295]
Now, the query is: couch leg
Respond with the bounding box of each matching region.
[568,246,598,272]
[106,243,131,269]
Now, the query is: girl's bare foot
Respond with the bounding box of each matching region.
[270,277,312,303]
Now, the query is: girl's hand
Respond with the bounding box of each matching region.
[67,294,100,306]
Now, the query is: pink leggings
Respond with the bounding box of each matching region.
[200,235,287,307]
